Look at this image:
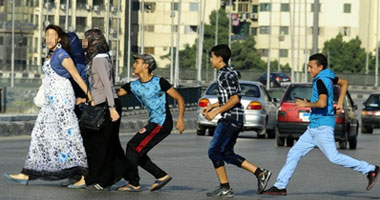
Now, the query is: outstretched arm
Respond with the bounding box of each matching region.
[167,88,185,133]
[335,77,348,114]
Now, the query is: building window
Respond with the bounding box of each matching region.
[309,27,323,35]
[279,49,288,58]
[252,5,258,13]
[59,16,71,28]
[238,3,249,13]
[92,17,104,32]
[281,3,290,12]
[144,25,154,32]
[340,27,351,36]
[260,3,271,12]
[132,2,140,10]
[259,49,269,57]
[259,26,270,34]
[76,17,86,32]
[280,26,289,35]
[311,3,321,12]
[190,3,198,11]
[77,0,87,9]
[0,37,3,45]
[144,47,155,54]
[93,0,103,6]
[172,2,179,11]
[344,3,351,13]
[251,27,257,35]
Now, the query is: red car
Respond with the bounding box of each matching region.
[276,83,359,149]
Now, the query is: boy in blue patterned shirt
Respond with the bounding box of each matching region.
[118,54,185,192]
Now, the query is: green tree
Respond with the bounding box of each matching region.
[162,8,267,70]
[322,34,373,73]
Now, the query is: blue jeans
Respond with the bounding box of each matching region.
[274,126,376,189]
[208,119,245,168]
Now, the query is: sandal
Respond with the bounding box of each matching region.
[150,176,172,191]
[118,184,141,192]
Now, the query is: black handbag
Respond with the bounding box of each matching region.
[79,92,107,131]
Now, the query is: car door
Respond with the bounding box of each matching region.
[260,85,277,129]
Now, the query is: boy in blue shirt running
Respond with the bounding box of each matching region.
[262,53,379,195]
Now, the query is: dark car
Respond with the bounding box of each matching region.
[276,83,359,149]
[361,94,380,134]
[257,72,291,88]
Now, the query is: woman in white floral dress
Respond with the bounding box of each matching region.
[4,25,91,187]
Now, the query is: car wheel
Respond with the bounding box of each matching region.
[286,137,294,147]
[196,125,206,136]
[267,126,276,139]
[349,136,357,150]
[276,130,285,147]
[208,127,215,136]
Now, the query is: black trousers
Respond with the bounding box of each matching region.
[125,117,173,186]
[81,99,128,187]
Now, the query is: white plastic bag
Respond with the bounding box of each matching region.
[34,79,45,108]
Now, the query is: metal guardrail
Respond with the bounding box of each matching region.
[118,86,201,110]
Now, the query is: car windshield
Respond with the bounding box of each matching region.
[205,83,260,98]
[283,85,340,102]
[365,95,380,107]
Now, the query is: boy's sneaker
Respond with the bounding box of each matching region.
[367,165,379,191]
[262,186,287,195]
[206,186,234,198]
[257,168,272,194]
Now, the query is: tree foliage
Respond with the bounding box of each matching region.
[322,34,374,73]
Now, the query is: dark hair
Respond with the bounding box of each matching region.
[211,44,231,64]
[45,24,71,56]
[84,29,110,64]
[309,53,328,69]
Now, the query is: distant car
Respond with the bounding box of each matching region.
[277,83,359,149]
[257,72,291,88]
[196,80,278,138]
[361,93,380,134]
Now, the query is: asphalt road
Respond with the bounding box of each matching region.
[1,129,380,200]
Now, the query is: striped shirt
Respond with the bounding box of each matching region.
[216,65,244,123]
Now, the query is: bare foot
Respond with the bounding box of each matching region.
[73,176,85,186]
[10,173,28,180]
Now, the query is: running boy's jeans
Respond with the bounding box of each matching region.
[274,126,376,189]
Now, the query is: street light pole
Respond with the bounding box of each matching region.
[365,0,371,74]
[197,0,205,86]
[376,0,379,87]
[170,0,175,85]
[115,0,121,82]
[174,0,182,88]
[11,0,15,87]
[65,0,69,31]
[140,0,145,54]
[127,0,131,82]
[304,0,308,83]
[214,0,219,81]
[290,0,295,83]
[266,0,272,90]
[312,0,319,54]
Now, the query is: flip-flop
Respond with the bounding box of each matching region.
[117,184,141,192]
[150,176,172,191]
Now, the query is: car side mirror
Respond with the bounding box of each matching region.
[362,101,366,106]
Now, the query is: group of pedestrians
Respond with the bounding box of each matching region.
[3,24,380,198]
[4,24,185,192]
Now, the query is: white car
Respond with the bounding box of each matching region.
[196,80,278,138]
